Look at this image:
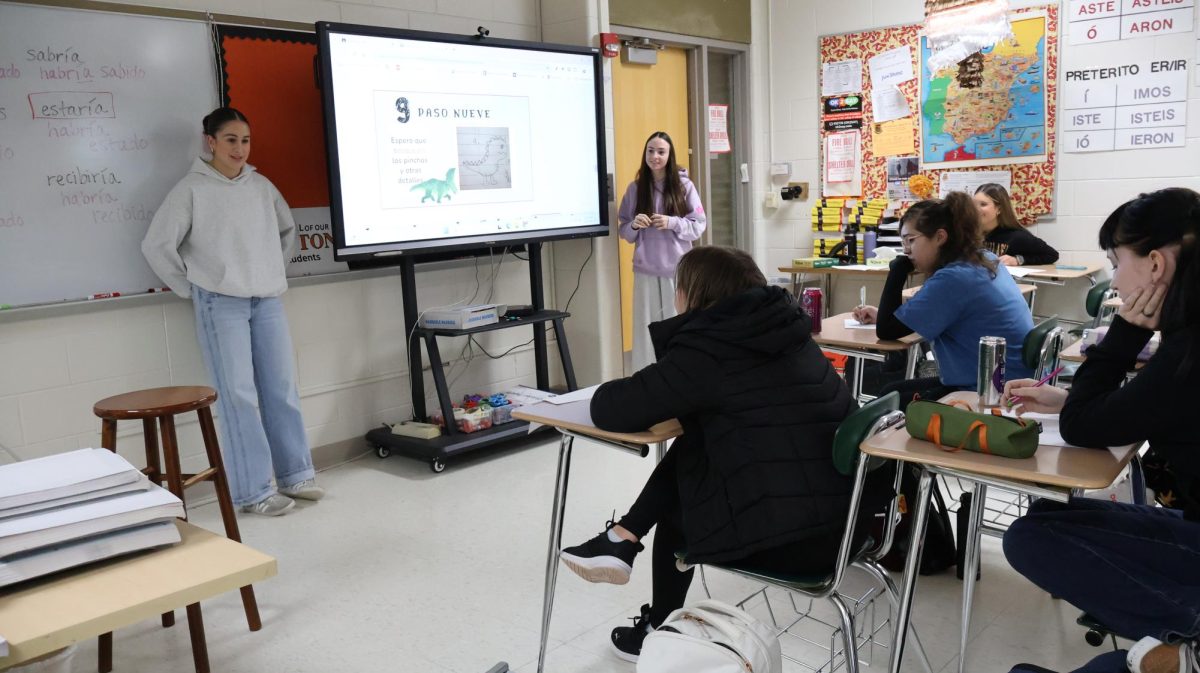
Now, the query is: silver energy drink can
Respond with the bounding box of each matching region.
[977,336,1006,408]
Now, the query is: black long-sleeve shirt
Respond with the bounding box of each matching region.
[1061,316,1200,520]
[984,227,1059,265]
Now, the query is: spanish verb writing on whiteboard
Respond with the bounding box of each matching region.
[87,292,121,300]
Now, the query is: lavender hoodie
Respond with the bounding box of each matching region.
[618,173,707,278]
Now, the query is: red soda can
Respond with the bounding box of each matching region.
[802,288,823,332]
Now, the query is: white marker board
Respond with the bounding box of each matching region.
[0,3,218,308]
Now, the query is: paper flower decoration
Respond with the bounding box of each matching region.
[907,174,934,200]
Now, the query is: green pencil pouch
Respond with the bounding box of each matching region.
[905,400,1041,459]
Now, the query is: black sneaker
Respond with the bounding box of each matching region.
[560,520,644,585]
[610,603,654,663]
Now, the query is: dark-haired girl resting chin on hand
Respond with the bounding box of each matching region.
[853,193,1035,408]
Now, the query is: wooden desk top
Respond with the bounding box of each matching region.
[902,283,1036,301]
[812,312,924,352]
[1060,339,1085,363]
[1020,263,1104,281]
[778,265,890,276]
[0,521,276,669]
[512,398,682,446]
[859,392,1139,490]
[1103,296,1123,308]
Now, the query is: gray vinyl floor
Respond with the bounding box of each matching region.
[61,434,1114,672]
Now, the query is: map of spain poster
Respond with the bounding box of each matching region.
[920,13,1048,168]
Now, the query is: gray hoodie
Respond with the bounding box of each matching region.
[141,157,296,299]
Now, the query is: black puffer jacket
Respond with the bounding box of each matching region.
[591,285,857,564]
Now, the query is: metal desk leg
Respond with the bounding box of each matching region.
[905,345,920,380]
[654,440,668,463]
[851,356,865,402]
[957,483,988,673]
[823,274,833,318]
[537,433,574,673]
[1028,288,1037,316]
[890,468,934,673]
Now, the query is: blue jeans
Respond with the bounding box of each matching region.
[193,286,314,506]
[1003,497,1200,644]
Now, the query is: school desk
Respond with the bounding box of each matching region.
[860,391,1141,673]
[1018,263,1105,318]
[903,282,1037,308]
[0,521,276,673]
[778,265,891,316]
[512,399,681,673]
[1060,336,1151,372]
[813,312,924,403]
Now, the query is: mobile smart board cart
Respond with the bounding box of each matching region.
[365,242,578,473]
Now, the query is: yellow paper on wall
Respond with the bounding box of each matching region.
[872,118,915,157]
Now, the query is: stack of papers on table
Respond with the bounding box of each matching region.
[0,449,182,587]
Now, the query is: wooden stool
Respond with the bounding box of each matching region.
[93,386,262,673]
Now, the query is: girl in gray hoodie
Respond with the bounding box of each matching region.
[142,107,324,517]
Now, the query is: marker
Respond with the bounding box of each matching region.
[146,287,170,293]
[0,305,11,310]
[87,292,121,300]
[1055,264,1088,271]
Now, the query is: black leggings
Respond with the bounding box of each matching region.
[617,445,844,626]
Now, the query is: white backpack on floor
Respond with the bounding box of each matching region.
[637,599,782,673]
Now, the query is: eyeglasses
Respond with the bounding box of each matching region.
[901,233,925,248]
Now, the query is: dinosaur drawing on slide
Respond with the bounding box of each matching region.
[411,168,458,203]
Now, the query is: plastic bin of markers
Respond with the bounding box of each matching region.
[458,408,493,433]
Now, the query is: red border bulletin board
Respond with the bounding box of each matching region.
[818,6,1059,223]
[218,26,329,209]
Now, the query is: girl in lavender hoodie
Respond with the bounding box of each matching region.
[619,131,707,370]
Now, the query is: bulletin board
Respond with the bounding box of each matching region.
[817,5,1059,223]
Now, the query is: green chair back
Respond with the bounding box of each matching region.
[832,392,900,476]
[1023,315,1060,372]
[1085,280,1112,318]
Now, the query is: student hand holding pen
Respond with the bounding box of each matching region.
[1002,378,1068,414]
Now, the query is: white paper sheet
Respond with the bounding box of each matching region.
[869,46,915,90]
[937,170,1012,198]
[543,384,600,405]
[871,86,911,123]
[1007,266,1047,278]
[822,59,862,96]
[844,319,877,330]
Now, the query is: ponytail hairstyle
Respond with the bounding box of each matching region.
[675,246,767,312]
[1098,187,1200,342]
[974,183,1022,230]
[202,107,249,138]
[634,131,689,217]
[902,192,997,275]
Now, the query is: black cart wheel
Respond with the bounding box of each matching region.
[1084,630,1105,647]
[430,458,446,473]
[375,445,391,459]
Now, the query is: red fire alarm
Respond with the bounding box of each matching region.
[600,33,620,58]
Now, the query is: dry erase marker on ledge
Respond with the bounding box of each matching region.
[88,292,121,300]
[147,287,170,293]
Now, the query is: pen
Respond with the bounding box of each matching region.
[87,292,121,300]
[859,285,867,308]
[1006,365,1065,407]
[1055,264,1088,271]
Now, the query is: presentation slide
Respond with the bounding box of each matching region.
[323,29,605,255]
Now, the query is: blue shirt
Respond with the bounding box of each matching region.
[895,259,1035,388]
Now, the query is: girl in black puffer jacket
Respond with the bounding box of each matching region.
[559,246,857,663]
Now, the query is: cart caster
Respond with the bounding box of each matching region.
[1084,629,1105,647]
[430,458,446,473]
[374,445,391,459]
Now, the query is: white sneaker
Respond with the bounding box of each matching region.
[239,493,295,517]
[279,479,325,501]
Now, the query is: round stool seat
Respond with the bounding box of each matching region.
[94,386,217,420]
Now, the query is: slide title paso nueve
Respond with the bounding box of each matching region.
[412,106,493,120]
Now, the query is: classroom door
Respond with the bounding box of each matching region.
[612,47,691,361]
